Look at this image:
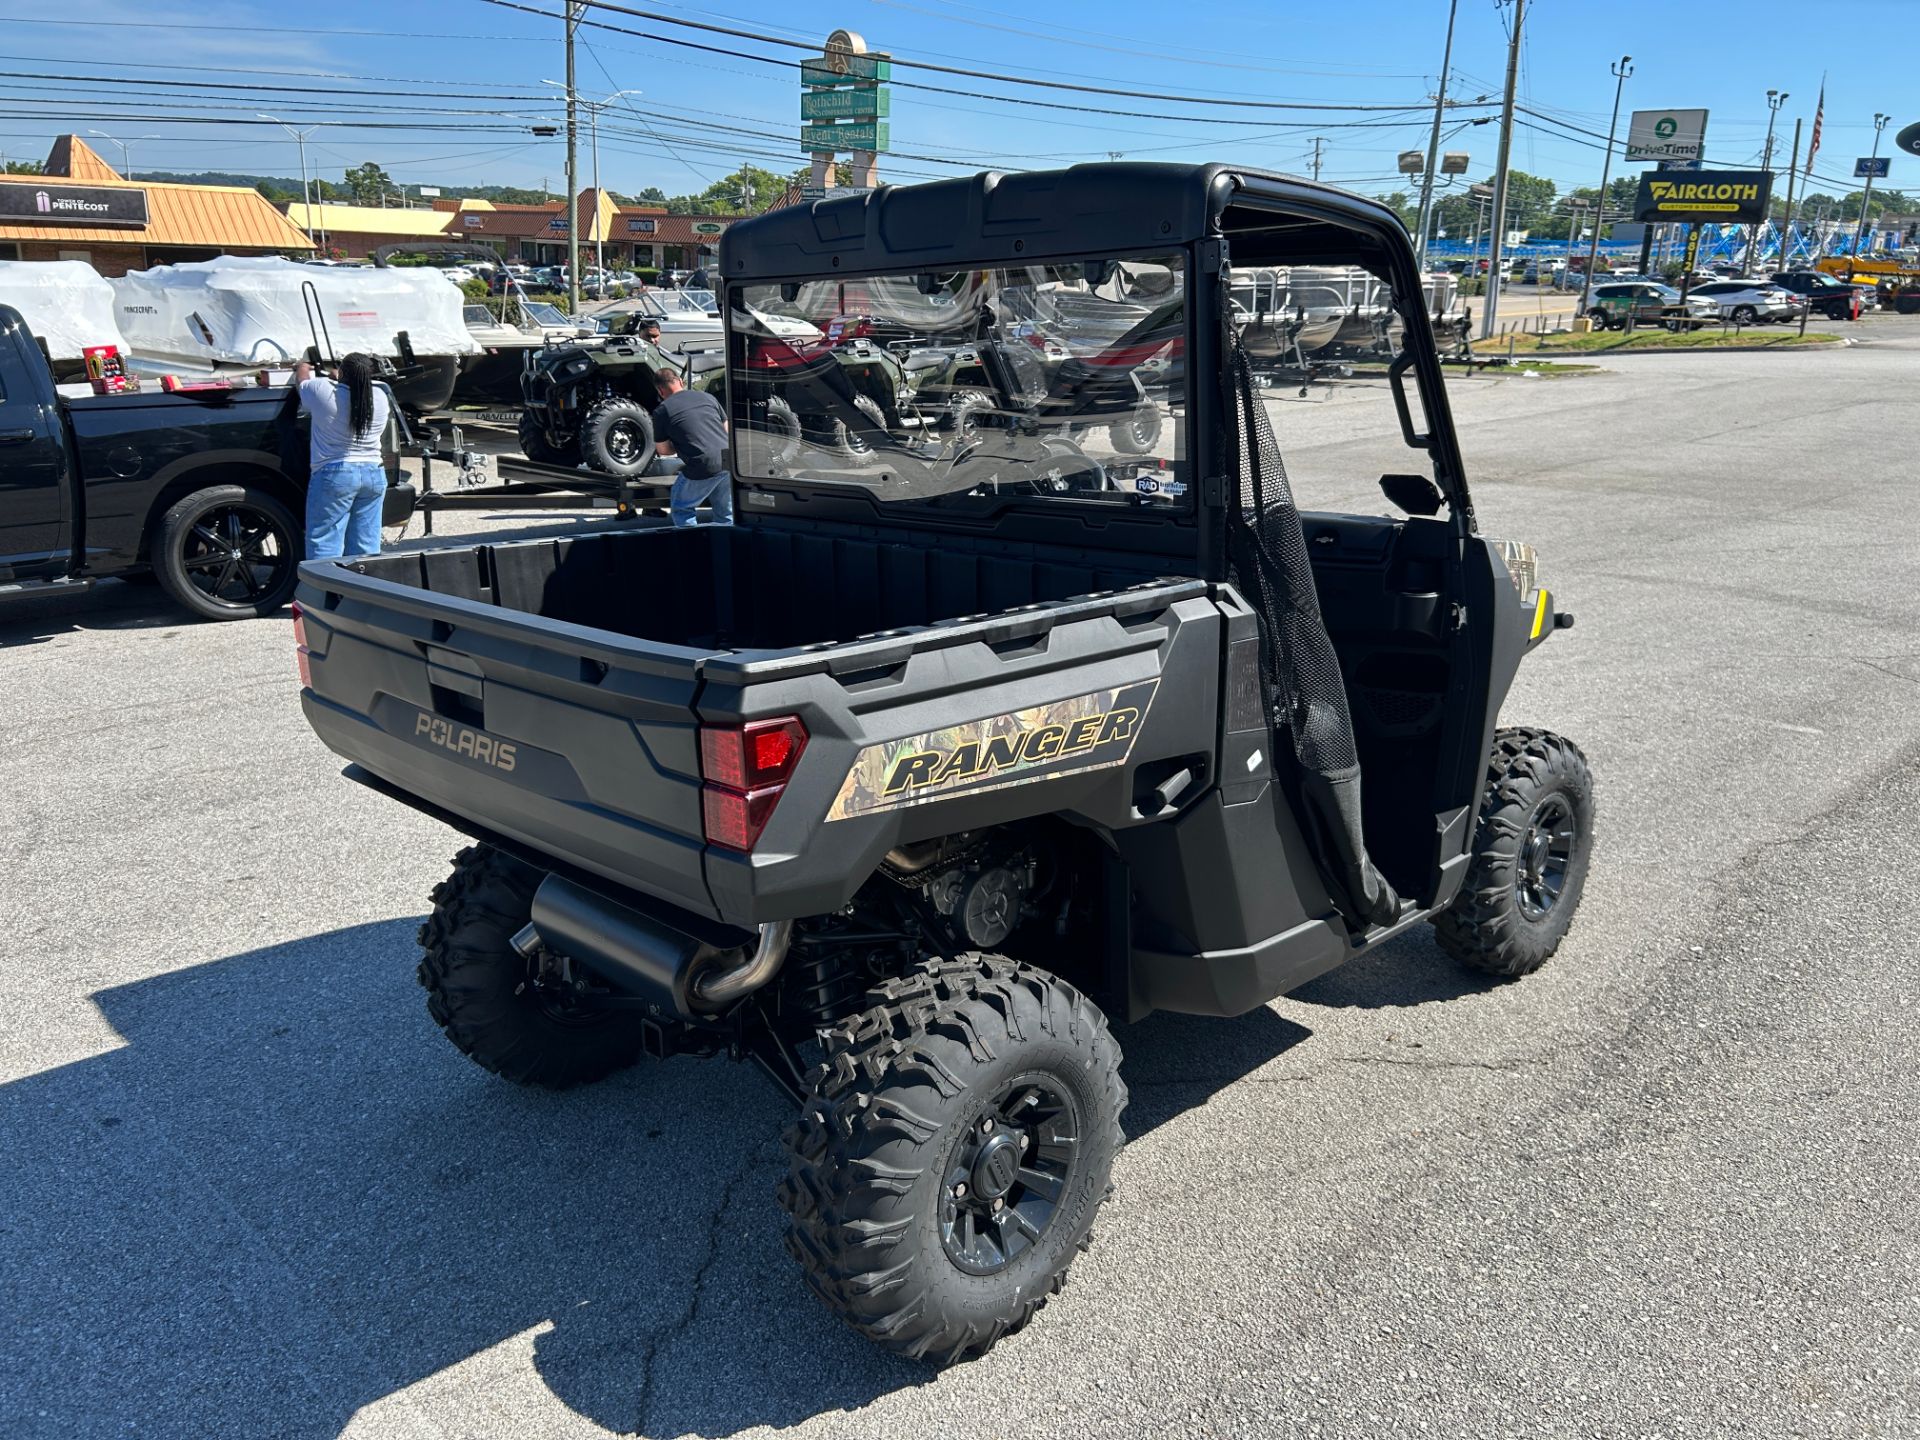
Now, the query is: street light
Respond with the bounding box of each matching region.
[1578,55,1632,319]
[1756,89,1788,271]
[259,115,326,253]
[542,81,641,299]
[1854,113,1892,256]
[87,129,158,181]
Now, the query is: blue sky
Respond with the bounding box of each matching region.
[0,0,1906,201]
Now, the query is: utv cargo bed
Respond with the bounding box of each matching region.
[297,522,1211,924]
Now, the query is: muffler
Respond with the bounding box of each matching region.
[522,873,789,1018]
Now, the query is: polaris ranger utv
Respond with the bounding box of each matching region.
[295,163,1592,1364]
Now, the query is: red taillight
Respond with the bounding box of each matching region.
[699,716,807,850]
[701,784,785,852]
[292,601,313,689]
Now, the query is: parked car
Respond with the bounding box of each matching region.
[0,305,413,620]
[1769,270,1865,320]
[1687,279,1802,324]
[1587,282,1720,331]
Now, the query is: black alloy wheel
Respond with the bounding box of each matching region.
[154,483,303,621]
[182,504,291,609]
[939,1076,1082,1275]
[1431,726,1595,978]
[1513,793,1577,922]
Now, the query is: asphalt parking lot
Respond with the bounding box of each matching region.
[5,318,1919,1439]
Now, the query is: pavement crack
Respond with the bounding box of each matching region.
[631,1139,775,1437]
[1331,1052,1547,1073]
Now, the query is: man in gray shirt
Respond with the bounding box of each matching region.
[652,370,733,526]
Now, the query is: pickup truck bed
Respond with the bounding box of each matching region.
[298,521,1219,928]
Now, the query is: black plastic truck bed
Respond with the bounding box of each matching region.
[296,521,1219,928]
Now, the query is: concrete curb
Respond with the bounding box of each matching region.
[1478,337,1852,359]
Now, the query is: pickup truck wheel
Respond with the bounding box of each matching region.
[416,845,646,1088]
[154,485,300,621]
[776,954,1126,1363]
[580,398,655,477]
[517,410,580,467]
[1432,728,1595,978]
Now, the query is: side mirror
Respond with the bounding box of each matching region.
[779,282,801,303]
[1380,472,1443,516]
[915,272,945,296]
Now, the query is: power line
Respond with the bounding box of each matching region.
[487,0,1488,115]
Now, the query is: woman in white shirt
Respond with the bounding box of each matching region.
[292,353,392,559]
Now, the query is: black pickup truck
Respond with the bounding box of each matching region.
[0,305,413,620]
[297,163,1591,1362]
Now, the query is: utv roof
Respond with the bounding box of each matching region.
[721,162,1410,281]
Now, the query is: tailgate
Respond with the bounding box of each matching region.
[295,554,726,920]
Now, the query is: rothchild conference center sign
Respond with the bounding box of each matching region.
[0,183,151,227]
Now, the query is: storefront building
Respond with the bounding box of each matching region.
[0,136,314,276]
[439,191,734,271]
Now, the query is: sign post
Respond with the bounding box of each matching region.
[801,29,892,198]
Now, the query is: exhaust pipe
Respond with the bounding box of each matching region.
[524,873,790,1018]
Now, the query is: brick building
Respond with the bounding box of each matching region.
[285,189,736,270]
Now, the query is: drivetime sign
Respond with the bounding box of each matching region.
[0,183,150,227]
[1626,108,1709,163]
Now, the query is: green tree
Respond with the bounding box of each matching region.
[636,185,667,203]
[3,160,44,175]
[1375,190,1419,233]
[341,161,397,206]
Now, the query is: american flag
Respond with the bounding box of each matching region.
[1807,82,1825,171]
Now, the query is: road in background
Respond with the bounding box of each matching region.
[4,328,1918,1439]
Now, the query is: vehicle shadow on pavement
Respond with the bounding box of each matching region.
[0,580,197,647]
[3,918,1346,1439]
[1289,927,1501,1009]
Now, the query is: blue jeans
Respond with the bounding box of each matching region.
[307,461,388,559]
[669,470,735,527]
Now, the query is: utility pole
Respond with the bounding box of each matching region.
[1577,55,1633,320]
[1480,0,1524,339]
[1413,0,1461,273]
[1308,137,1326,182]
[1779,117,1804,270]
[565,0,581,313]
[1853,113,1891,256]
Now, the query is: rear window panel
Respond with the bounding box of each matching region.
[726,253,1187,512]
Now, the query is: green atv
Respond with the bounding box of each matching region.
[516,333,708,478]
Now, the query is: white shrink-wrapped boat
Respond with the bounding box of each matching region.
[110,256,478,412]
[0,260,132,380]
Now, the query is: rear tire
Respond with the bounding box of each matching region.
[153,483,301,621]
[762,395,803,467]
[416,845,646,1088]
[580,397,655,477]
[829,394,890,464]
[777,954,1126,1363]
[517,410,579,467]
[1433,728,1595,978]
[1731,304,1757,325]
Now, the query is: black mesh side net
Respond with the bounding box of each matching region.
[1220,316,1402,930]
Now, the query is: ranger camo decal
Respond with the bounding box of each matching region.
[827,680,1160,820]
